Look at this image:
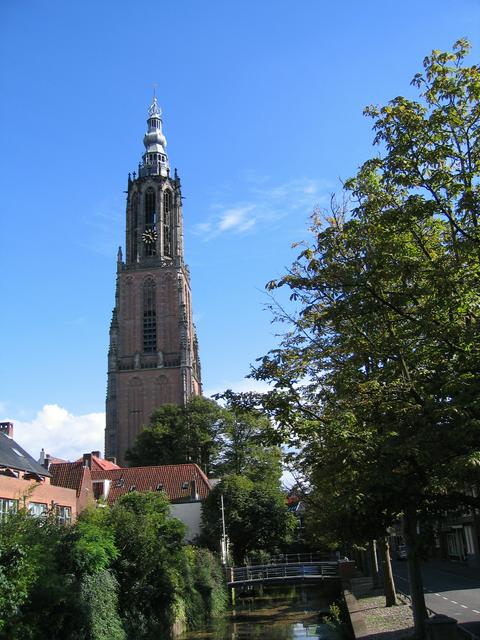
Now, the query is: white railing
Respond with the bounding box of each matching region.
[229,561,339,585]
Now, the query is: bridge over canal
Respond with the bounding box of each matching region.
[227,559,340,589]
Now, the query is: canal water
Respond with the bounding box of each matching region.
[179,585,342,639]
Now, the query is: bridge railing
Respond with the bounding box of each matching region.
[229,561,339,585]
[265,552,333,565]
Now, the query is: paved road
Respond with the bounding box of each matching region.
[392,560,480,637]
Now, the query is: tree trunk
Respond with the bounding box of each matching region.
[378,536,397,606]
[404,508,428,639]
[369,540,381,588]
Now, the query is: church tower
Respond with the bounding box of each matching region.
[105,97,202,464]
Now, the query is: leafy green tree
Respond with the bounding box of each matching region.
[79,570,126,640]
[125,396,226,474]
[201,474,296,565]
[0,498,226,639]
[214,396,283,483]
[0,509,82,640]
[242,39,480,638]
[71,506,119,574]
[107,491,187,638]
[0,518,36,634]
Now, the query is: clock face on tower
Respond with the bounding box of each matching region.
[142,228,158,245]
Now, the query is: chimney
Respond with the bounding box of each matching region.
[83,453,92,469]
[39,448,46,465]
[106,456,117,465]
[0,422,14,438]
[43,453,52,471]
[91,450,101,459]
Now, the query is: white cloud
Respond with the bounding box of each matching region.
[193,177,331,240]
[218,205,256,232]
[7,404,105,462]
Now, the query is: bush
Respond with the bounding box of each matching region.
[80,570,126,640]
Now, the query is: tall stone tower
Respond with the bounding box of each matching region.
[105,97,202,464]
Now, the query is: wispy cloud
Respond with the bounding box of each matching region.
[7,404,105,461]
[193,177,331,240]
[218,205,256,232]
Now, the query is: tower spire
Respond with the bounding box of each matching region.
[140,95,169,178]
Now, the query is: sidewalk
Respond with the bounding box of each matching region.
[345,578,415,640]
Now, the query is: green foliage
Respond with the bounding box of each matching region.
[0,540,34,633]
[179,546,228,629]
[201,474,297,564]
[125,396,225,474]
[243,38,480,540]
[0,494,226,639]
[0,509,82,640]
[79,570,126,640]
[125,395,281,482]
[235,40,480,636]
[107,491,186,637]
[72,507,119,574]
[214,396,283,482]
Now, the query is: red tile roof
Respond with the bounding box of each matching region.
[74,455,121,471]
[49,462,92,497]
[47,456,67,465]
[90,463,211,504]
[91,456,121,471]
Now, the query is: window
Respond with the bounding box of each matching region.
[55,505,72,525]
[92,482,104,500]
[28,502,47,518]
[181,482,189,491]
[144,188,156,256]
[131,193,138,261]
[0,498,18,520]
[163,190,172,257]
[115,478,124,488]
[143,278,157,353]
[129,485,136,492]
[145,188,156,226]
[156,483,164,491]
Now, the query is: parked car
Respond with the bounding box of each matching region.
[396,544,407,560]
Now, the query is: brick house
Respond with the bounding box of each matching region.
[50,451,211,540]
[0,422,77,523]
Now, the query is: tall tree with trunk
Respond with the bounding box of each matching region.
[241,40,480,639]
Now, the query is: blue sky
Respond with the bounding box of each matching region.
[1,0,479,459]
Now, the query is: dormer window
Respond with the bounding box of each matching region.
[115,478,124,488]
[156,483,164,491]
[181,482,189,491]
[129,485,136,492]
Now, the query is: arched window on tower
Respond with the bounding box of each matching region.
[143,278,157,353]
[163,190,172,257]
[144,188,156,256]
[131,193,138,262]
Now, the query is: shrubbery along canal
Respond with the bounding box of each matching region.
[179,584,344,639]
